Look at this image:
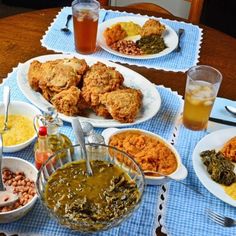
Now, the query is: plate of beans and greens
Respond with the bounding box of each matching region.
[192,127,236,207]
[98,16,178,59]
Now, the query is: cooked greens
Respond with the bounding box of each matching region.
[200,150,236,186]
[136,35,167,54]
[44,160,140,231]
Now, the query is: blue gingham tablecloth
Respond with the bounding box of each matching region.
[161,126,236,236]
[0,66,182,236]
[41,7,203,72]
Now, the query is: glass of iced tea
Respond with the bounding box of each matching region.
[72,0,100,54]
[183,65,222,131]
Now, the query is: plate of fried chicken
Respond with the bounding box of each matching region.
[98,16,178,59]
[17,54,161,127]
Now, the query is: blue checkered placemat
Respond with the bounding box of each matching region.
[162,126,236,236]
[0,67,182,235]
[41,7,203,72]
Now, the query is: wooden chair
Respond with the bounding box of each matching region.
[125,2,173,16]
[124,0,205,24]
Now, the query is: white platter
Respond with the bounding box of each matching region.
[17,54,161,127]
[192,127,236,207]
[97,16,178,60]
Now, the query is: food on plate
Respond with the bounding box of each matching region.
[114,22,141,36]
[140,19,166,37]
[103,18,167,56]
[81,62,124,117]
[103,24,127,46]
[221,136,236,162]
[0,115,35,146]
[100,88,142,123]
[44,160,140,230]
[110,40,143,55]
[224,182,236,200]
[137,35,167,54]
[82,62,124,106]
[51,86,88,116]
[28,59,143,123]
[0,168,36,212]
[28,57,88,100]
[200,150,236,186]
[109,130,178,175]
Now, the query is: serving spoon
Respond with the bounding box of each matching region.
[0,134,19,207]
[2,86,10,133]
[144,170,202,196]
[72,118,93,176]
[225,106,236,116]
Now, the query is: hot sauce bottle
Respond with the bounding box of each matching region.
[34,126,53,170]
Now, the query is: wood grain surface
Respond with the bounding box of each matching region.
[0,7,235,100]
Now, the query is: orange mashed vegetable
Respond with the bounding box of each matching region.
[109,130,177,176]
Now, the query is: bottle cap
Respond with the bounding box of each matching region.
[38,126,47,136]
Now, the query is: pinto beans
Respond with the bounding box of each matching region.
[110,40,144,55]
[0,168,36,213]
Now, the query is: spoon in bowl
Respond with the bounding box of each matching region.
[72,118,93,176]
[2,86,10,133]
[144,170,202,196]
[0,134,19,207]
[225,106,236,116]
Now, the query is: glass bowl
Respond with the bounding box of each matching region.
[36,143,145,233]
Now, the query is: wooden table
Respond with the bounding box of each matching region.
[0,7,235,236]
[0,7,236,100]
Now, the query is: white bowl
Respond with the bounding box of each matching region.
[0,157,38,223]
[0,101,41,152]
[102,128,188,185]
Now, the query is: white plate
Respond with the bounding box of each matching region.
[17,54,161,127]
[97,16,178,60]
[192,127,236,207]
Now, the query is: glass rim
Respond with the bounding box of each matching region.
[72,0,100,9]
[187,65,222,83]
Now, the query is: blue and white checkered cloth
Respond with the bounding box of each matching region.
[0,66,182,235]
[162,126,236,236]
[41,7,203,72]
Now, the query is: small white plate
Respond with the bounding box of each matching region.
[17,54,161,127]
[97,16,178,60]
[192,127,236,207]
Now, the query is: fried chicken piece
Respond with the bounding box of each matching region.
[99,88,142,123]
[140,19,166,37]
[28,58,88,101]
[82,62,124,112]
[51,86,88,116]
[28,60,42,91]
[221,136,236,162]
[103,24,127,46]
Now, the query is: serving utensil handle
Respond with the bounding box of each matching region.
[3,86,10,130]
[0,134,6,191]
[72,118,93,176]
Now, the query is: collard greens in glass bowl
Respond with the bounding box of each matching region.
[36,143,145,232]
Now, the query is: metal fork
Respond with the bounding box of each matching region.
[207,209,236,227]
[176,28,185,52]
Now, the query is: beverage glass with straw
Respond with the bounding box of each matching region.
[72,0,100,54]
[183,65,222,131]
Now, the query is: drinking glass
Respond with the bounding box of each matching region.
[72,0,100,54]
[183,65,222,131]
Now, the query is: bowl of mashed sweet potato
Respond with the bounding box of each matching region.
[102,128,187,185]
